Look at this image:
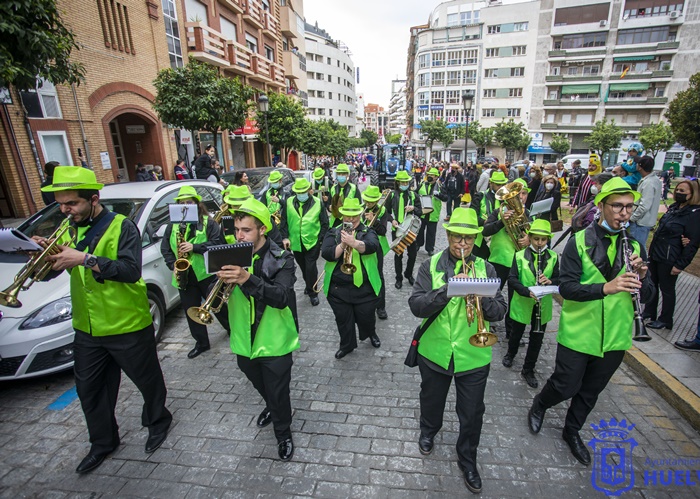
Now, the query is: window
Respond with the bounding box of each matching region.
[482,108,495,117]
[512,45,527,56]
[485,69,497,78]
[463,70,476,84]
[509,88,523,97]
[617,27,673,45]
[432,52,445,67]
[431,91,444,104]
[432,72,445,86]
[329,109,333,116]
[317,90,325,98]
[560,32,607,49]
[623,2,685,18]
[447,71,461,85]
[464,49,478,64]
[37,131,71,166]
[583,64,600,75]
[461,10,480,24]
[261,0,270,11]
[445,109,461,122]
[245,32,258,53]
[418,92,429,105]
[308,90,315,97]
[551,66,560,76]
[430,109,443,120]
[317,72,324,80]
[418,73,430,87]
[264,44,274,61]
[318,108,325,115]
[483,89,496,98]
[418,53,430,69]
[446,90,461,104]
[568,67,579,75]
[447,50,461,65]
[447,13,460,26]
[163,0,183,68]
[20,79,62,118]
[488,25,501,34]
[665,151,684,162]
[97,0,135,55]
[514,22,529,31]
[511,67,525,77]
[655,86,666,97]
[328,75,332,82]
[485,48,499,57]
[507,108,521,117]
[315,54,323,62]
[328,92,333,99]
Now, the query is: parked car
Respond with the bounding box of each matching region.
[561,154,590,171]
[293,169,315,184]
[476,156,500,164]
[0,180,224,380]
[221,167,295,198]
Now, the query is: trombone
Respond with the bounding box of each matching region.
[461,249,498,348]
[187,279,233,325]
[0,215,77,308]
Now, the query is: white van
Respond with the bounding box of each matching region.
[561,154,589,171]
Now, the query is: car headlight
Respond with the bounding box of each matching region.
[19,297,72,330]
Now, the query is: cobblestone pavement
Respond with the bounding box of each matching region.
[1,225,699,498]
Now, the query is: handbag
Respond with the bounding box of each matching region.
[404,311,441,368]
[550,219,564,232]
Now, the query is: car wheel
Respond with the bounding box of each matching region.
[370,171,379,186]
[147,290,165,343]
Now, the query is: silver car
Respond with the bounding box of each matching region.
[0,180,223,380]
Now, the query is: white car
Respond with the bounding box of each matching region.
[0,180,224,380]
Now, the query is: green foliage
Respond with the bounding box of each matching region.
[255,92,306,153]
[584,118,624,156]
[493,119,531,159]
[153,58,253,135]
[0,0,85,89]
[360,129,378,148]
[301,119,350,158]
[465,121,494,156]
[386,133,402,144]
[420,119,453,153]
[548,134,571,156]
[348,137,366,149]
[665,72,700,153]
[639,122,676,159]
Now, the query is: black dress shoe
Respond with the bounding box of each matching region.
[521,370,538,388]
[395,280,403,289]
[528,399,546,434]
[187,345,210,359]
[370,334,381,348]
[646,320,670,330]
[278,438,294,461]
[257,408,272,428]
[460,467,482,494]
[76,451,111,474]
[310,296,320,306]
[145,425,170,453]
[562,430,591,465]
[418,434,433,455]
[406,275,415,286]
[502,353,514,368]
[675,340,700,351]
[376,308,388,320]
[335,349,352,359]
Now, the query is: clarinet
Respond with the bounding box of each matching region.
[532,248,543,334]
[620,224,652,342]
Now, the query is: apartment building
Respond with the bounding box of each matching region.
[279,0,308,107]
[364,104,389,137]
[388,80,408,136]
[304,22,358,134]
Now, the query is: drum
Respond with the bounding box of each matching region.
[390,214,422,256]
[420,195,433,214]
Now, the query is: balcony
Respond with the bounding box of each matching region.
[279,5,297,39]
[548,48,607,59]
[249,55,285,87]
[218,0,244,14]
[282,50,305,80]
[244,1,264,29]
[543,98,600,107]
[225,40,254,74]
[605,96,668,106]
[547,74,603,82]
[262,11,278,37]
[186,22,230,68]
[613,41,680,54]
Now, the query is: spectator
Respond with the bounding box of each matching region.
[476,162,494,192]
[465,161,480,198]
[628,156,662,247]
[194,144,217,180]
[569,155,602,210]
[643,179,700,331]
[567,159,583,200]
[442,162,465,221]
[508,161,519,182]
[536,164,560,199]
[233,171,249,187]
[525,165,543,210]
[40,161,60,205]
[174,159,191,180]
[151,165,164,181]
[661,168,674,201]
[135,163,152,182]
[570,173,614,232]
[674,291,700,351]
[612,165,628,178]
[534,174,561,222]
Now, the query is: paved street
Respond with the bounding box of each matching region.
[1,223,699,498]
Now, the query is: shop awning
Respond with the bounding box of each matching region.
[609,82,650,91]
[561,84,601,95]
[614,55,655,62]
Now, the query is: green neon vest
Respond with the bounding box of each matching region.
[417,252,492,372]
[170,217,210,285]
[286,196,322,252]
[61,214,152,336]
[419,183,442,223]
[329,183,358,226]
[509,248,557,324]
[480,193,500,222]
[322,231,382,296]
[362,206,389,255]
[558,229,637,357]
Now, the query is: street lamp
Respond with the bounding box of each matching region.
[462,90,475,165]
[257,93,271,166]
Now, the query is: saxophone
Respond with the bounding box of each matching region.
[495,181,531,250]
[174,223,191,290]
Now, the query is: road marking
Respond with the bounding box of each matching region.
[47,386,78,411]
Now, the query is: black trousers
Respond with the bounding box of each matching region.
[508,314,546,372]
[418,357,489,472]
[416,218,438,253]
[492,262,515,334]
[179,274,229,348]
[73,327,172,455]
[446,195,461,217]
[377,250,386,311]
[293,244,321,298]
[643,259,677,327]
[237,353,293,442]
[392,229,418,281]
[535,344,625,433]
[327,284,378,352]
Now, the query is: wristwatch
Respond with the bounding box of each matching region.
[83,254,98,268]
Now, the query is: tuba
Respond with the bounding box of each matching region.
[187,278,233,325]
[0,215,77,308]
[462,249,498,348]
[495,181,531,250]
[621,224,652,342]
[212,203,230,224]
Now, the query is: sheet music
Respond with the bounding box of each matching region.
[0,228,43,252]
[529,197,554,217]
[528,285,559,298]
[447,278,501,298]
[169,204,199,223]
[204,242,254,274]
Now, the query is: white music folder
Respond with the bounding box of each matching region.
[447,278,501,298]
[529,197,554,217]
[0,228,43,252]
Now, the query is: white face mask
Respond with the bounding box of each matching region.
[545,183,555,191]
[590,185,600,195]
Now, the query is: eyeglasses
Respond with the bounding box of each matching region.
[448,232,476,244]
[605,203,636,214]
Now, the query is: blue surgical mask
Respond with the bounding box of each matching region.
[297,193,309,203]
[270,182,280,189]
[337,175,347,184]
[601,219,622,233]
[400,185,409,191]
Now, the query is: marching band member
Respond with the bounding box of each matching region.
[224,185,283,247]
[313,167,327,199]
[416,167,448,256]
[321,198,382,358]
[39,167,172,473]
[260,170,286,219]
[473,170,508,222]
[408,207,506,494]
[327,163,362,227]
[528,178,654,466]
[161,185,228,358]
[280,178,329,306]
[388,170,423,289]
[362,186,390,320]
[502,220,560,388]
[218,198,299,461]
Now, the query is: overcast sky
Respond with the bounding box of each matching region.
[303,0,430,108]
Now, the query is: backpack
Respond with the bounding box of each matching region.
[446,174,458,192]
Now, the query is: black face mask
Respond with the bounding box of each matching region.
[674,192,688,204]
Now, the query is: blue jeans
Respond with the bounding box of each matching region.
[628,222,651,249]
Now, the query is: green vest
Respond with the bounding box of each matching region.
[322,230,383,296]
[362,206,389,255]
[509,248,557,324]
[61,214,152,336]
[488,210,517,268]
[395,191,416,224]
[417,252,492,372]
[265,189,281,215]
[419,183,442,223]
[170,217,210,286]
[330,183,358,226]
[558,229,637,357]
[480,193,500,222]
[286,196,322,252]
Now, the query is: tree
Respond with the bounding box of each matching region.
[584,118,624,157]
[386,133,402,144]
[348,137,366,149]
[639,123,676,159]
[0,0,85,90]
[255,92,306,162]
[420,119,453,158]
[300,119,349,158]
[466,121,494,158]
[153,58,252,138]
[665,72,700,153]
[360,129,378,148]
[493,119,531,160]
[548,134,571,157]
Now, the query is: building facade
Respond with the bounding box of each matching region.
[363,103,389,137]
[388,80,408,136]
[279,0,308,107]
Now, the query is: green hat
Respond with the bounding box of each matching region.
[336,163,350,174]
[268,170,283,183]
[173,185,202,202]
[427,167,439,176]
[395,170,412,182]
[513,177,530,193]
[362,185,382,202]
[292,177,311,193]
[528,219,552,237]
[41,166,104,192]
[443,207,483,235]
[313,167,325,180]
[223,185,252,206]
[490,171,508,185]
[338,197,363,217]
[594,176,641,205]
[235,197,272,231]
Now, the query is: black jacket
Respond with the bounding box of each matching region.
[41,176,55,206]
[534,185,561,221]
[387,189,423,225]
[321,224,380,294]
[442,170,465,196]
[649,203,700,270]
[136,170,152,182]
[160,217,225,272]
[194,153,219,181]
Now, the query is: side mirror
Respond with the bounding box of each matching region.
[153,224,167,241]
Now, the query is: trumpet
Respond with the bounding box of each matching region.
[340,223,357,275]
[461,249,498,348]
[271,208,281,226]
[0,215,76,308]
[621,224,652,342]
[174,223,191,290]
[213,203,230,224]
[187,278,233,325]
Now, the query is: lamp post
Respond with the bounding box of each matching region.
[257,93,271,166]
[461,90,474,165]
